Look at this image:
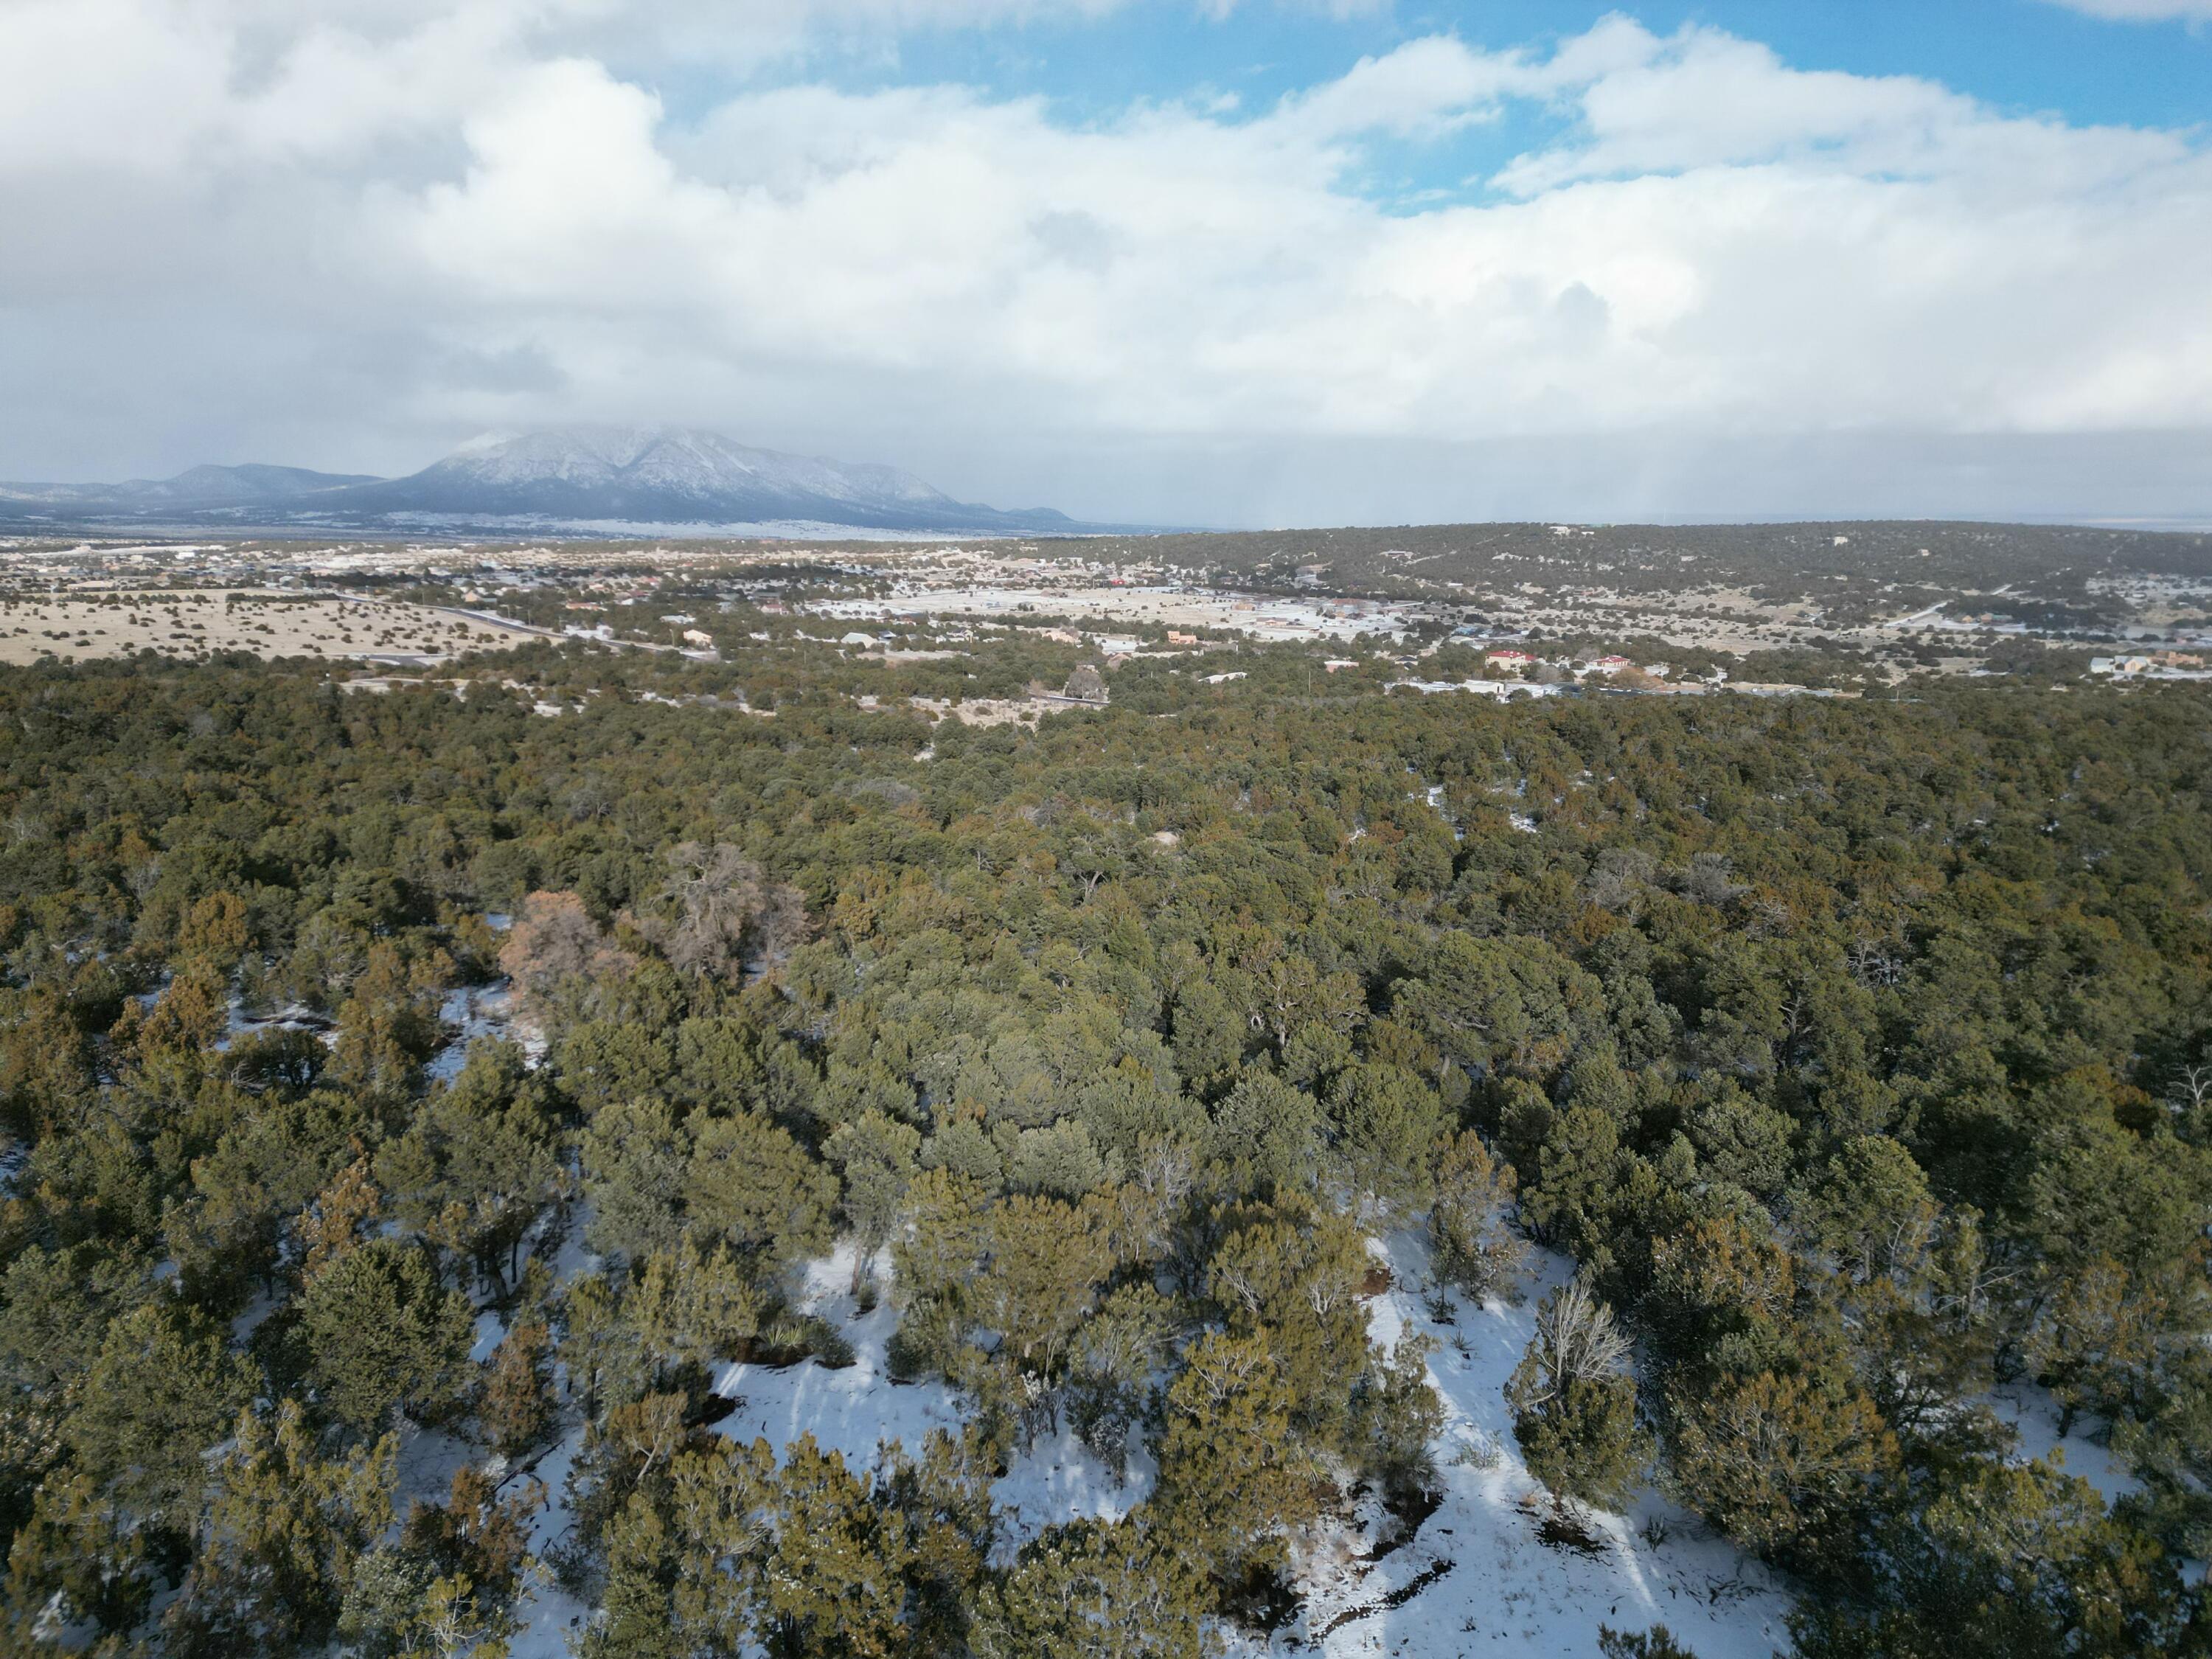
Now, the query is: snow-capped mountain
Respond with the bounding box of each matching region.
[342,426,1028,529]
[0,427,1087,536]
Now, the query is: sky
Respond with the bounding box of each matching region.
[2,0,2210,528]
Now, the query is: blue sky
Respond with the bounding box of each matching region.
[641,2,2212,213]
[2,0,2209,524]
[870,1,2212,136]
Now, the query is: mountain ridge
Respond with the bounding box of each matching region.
[0,427,1093,536]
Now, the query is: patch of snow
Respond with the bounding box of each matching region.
[1990,1385,2143,1507]
[708,1245,1150,1547]
[426,981,518,1082]
[1256,1233,1793,1659]
[470,1308,508,1366]
[502,1223,1793,1659]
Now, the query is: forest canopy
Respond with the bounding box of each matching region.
[1,637,2209,1658]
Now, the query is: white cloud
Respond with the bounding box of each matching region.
[2041,0,2212,19]
[0,2,2208,524]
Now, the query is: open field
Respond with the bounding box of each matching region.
[0,588,543,666]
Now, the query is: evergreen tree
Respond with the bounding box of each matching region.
[162,1401,397,1656]
[1346,1332,1447,1500]
[480,1317,557,1459]
[825,1110,922,1296]
[1599,1627,1699,1659]
[297,1150,383,1282]
[757,1436,915,1659]
[1429,1128,1528,1301]
[1792,1458,2185,1659]
[66,1301,253,1536]
[300,1237,478,1436]
[1666,1368,1897,1561]
[1206,1202,1370,1440]
[1155,1331,1316,1579]
[971,1518,1217,1659]
[580,1098,689,1266]
[684,1110,840,1267]
[2,1472,154,1644]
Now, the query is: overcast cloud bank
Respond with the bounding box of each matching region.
[4,0,2209,524]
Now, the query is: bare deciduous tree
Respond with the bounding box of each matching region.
[1518,1277,1631,1407]
[647,841,811,981]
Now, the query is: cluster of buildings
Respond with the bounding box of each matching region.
[2091,650,2211,678]
[1478,647,1669,680]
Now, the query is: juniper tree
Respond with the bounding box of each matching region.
[161,1401,397,1657]
[1666,1367,1897,1562]
[825,1110,922,1295]
[65,1301,253,1537]
[579,1096,689,1265]
[1346,1332,1447,1501]
[480,1317,558,1458]
[684,1109,839,1267]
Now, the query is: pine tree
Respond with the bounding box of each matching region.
[298,1149,383,1281]
[1205,1202,1369,1441]
[1326,1061,1445,1220]
[824,1110,922,1296]
[1666,1368,1896,1559]
[971,1518,1217,1659]
[479,1318,557,1459]
[973,1192,1114,1388]
[624,1238,764,1375]
[162,1401,397,1655]
[582,1489,685,1659]
[1429,1128,1528,1301]
[1155,1331,1316,1578]
[1,1471,153,1644]
[65,1301,252,1535]
[880,1429,996,1652]
[1065,1283,1173,1484]
[400,1464,544,1635]
[1346,1333,1446,1500]
[300,1237,478,1436]
[757,1436,915,1659]
[684,1110,839,1267]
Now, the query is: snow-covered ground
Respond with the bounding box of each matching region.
[1990,1385,2142,1508]
[453,1192,2168,1659]
[427,981,526,1079]
[498,1240,1151,1659]
[1246,1234,1794,1659]
[709,1245,1155,1548]
[494,1230,1790,1659]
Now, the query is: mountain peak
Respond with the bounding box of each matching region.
[417,425,959,515]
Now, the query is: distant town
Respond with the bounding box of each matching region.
[1,527,2209,706]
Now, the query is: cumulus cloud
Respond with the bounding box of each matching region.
[0,1,2208,523]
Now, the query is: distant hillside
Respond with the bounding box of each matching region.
[0,462,378,512]
[1068,520,2212,630]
